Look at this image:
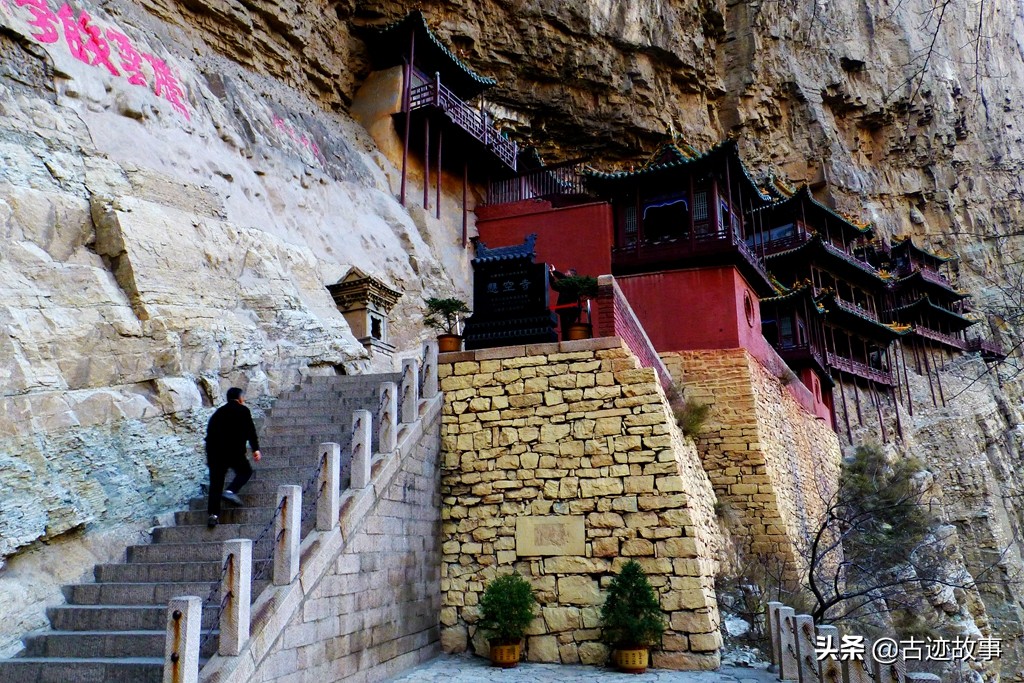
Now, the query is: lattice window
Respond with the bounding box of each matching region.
[624,206,637,247]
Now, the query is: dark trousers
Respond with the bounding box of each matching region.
[207,451,253,516]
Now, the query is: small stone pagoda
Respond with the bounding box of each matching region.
[327,267,403,357]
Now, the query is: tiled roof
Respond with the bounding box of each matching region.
[372,11,497,88]
[474,234,538,263]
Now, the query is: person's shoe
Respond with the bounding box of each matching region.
[207,515,219,528]
[222,490,243,506]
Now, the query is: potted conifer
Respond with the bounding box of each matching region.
[600,559,666,674]
[424,296,471,352]
[477,573,538,668]
[552,274,598,340]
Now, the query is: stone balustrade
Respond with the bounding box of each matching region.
[765,602,940,683]
[162,344,439,682]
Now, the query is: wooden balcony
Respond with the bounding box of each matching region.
[826,351,893,385]
[966,337,1006,360]
[612,223,774,295]
[914,326,966,350]
[485,160,590,205]
[830,295,879,322]
[409,79,517,170]
[777,343,826,374]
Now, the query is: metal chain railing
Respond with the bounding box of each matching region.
[198,553,233,652]
[251,496,288,583]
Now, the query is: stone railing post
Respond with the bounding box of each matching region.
[316,442,340,531]
[816,625,842,683]
[273,485,301,586]
[871,645,907,683]
[401,358,419,424]
[378,381,398,453]
[163,596,201,683]
[767,601,784,669]
[794,614,821,683]
[422,340,438,399]
[777,606,798,681]
[351,410,372,489]
[843,651,874,683]
[219,539,252,656]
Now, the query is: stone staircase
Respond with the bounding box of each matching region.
[0,372,401,683]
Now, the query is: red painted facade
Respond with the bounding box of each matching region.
[475,199,614,277]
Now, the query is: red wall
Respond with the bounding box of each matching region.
[617,267,765,352]
[476,200,614,278]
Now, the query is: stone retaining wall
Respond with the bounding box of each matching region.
[661,349,842,579]
[438,338,724,670]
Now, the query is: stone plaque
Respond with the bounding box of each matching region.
[515,516,585,556]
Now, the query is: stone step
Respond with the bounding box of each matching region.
[151,517,315,545]
[48,605,218,632]
[21,630,217,660]
[95,561,225,584]
[127,541,273,564]
[62,579,271,606]
[0,657,165,683]
[175,505,316,527]
[188,493,345,512]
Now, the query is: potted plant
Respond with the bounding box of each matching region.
[552,273,598,340]
[600,559,666,674]
[477,572,538,668]
[424,296,471,352]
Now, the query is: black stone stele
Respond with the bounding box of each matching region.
[462,234,558,350]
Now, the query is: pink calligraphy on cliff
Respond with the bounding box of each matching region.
[12,0,190,119]
[272,115,325,164]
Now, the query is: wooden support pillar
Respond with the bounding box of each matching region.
[462,160,469,248]
[920,340,938,408]
[423,117,430,210]
[846,335,863,424]
[929,341,946,406]
[400,31,415,206]
[888,346,904,440]
[899,341,914,417]
[436,127,442,220]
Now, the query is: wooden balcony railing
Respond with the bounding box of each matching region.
[408,79,517,170]
[612,222,772,288]
[966,337,1006,359]
[826,351,893,385]
[485,161,590,205]
[831,295,879,322]
[776,342,826,371]
[914,326,966,350]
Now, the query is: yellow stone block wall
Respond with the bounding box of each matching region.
[662,349,842,581]
[438,339,724,671]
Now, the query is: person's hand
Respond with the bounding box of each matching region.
[253,450,262,462]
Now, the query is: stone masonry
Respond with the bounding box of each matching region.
[661,349,842,580]
[438,338,724,671]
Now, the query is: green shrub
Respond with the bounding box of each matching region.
[674,399,711,437]
[424,297,471,335]
[600,560,666,648]
[478,573,538,644]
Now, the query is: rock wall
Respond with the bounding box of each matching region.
[662,349,843,580]
[0,0,473,651]
[437,339,724,670]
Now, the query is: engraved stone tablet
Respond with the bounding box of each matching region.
[515,516,585,556]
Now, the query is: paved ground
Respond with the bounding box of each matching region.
[386,653,777,682]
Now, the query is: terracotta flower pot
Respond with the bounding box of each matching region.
[566,322,592,341]
[437,334,462,353]
[489,640,521,668]
[614,646,649,674]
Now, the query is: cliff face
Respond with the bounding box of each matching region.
[3,0,1024,675]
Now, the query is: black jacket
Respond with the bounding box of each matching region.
[205,401,260,459]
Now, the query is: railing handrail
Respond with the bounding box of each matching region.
[825,350,892,385]
[915,325,966,349]
[485,161,591,205]
[408,80,517,170]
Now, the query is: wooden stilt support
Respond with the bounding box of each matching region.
[899,341,914,417]
[462,160,469,248]
[400,32,415,206]
[436,127,442,219]
[423,117,430,210]
[836,374,852,443]
[929,342,946,406]
[920,341,938,408]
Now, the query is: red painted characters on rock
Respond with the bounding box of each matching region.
[12,0,191,120]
